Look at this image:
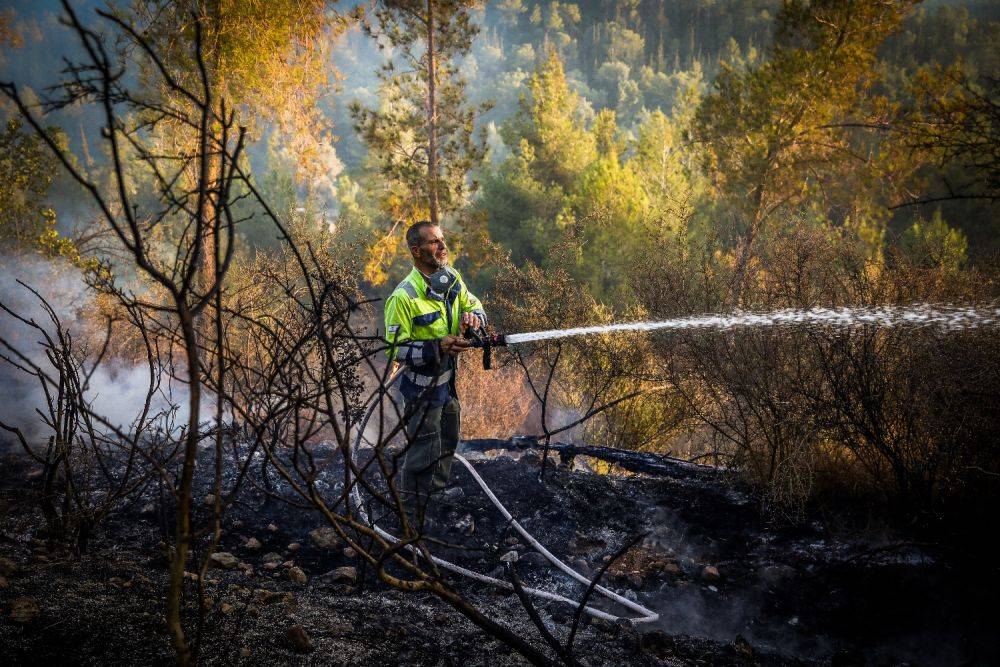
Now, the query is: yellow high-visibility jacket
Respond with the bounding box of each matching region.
[384,266,486,403]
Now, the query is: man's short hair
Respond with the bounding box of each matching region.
[405,220,437,249]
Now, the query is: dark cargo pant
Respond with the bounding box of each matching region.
[400,397,461,523]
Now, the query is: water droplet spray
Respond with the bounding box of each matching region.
[498,304,1000,346]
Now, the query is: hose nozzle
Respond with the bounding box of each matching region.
[463,328,506,370]
[466,333,507,348]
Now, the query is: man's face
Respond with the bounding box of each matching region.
[413,225,448,270]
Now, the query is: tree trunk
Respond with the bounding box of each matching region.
[425,0,439,225]
[200,2,223,290]
[200,162,219,289]
[730,213,760,306]
[730,176,768,306]
[165,306,201,667]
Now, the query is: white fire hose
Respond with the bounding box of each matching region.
[347,368,658,625]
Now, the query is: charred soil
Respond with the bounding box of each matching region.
[0,441,995,666]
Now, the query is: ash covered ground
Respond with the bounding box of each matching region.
[0,440,996,666]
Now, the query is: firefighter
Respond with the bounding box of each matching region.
[384,220,486,530]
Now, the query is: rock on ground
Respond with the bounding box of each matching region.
[0,556,17,575]
[8,597,41,624]
[321,566,357,584]
[285,625,312,653]
[308,527,341,551]
[209,552,239,569]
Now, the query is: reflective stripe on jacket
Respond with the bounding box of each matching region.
[384,266,486,402]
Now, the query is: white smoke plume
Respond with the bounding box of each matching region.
[0,255,189,446]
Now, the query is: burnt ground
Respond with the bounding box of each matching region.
[0,440,997,666]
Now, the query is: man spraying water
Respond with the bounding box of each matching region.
[384,217,998,533]
[384,221,487,531]
[375,236,998,624]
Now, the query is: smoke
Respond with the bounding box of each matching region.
[0,255,188,447]
[544,403,586,442]
[646,505,838,660]
[1,255,87,442]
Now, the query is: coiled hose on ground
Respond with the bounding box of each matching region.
[347,368,658,625]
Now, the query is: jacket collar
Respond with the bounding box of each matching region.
[408,266,458,298]
[406,267,427,298]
